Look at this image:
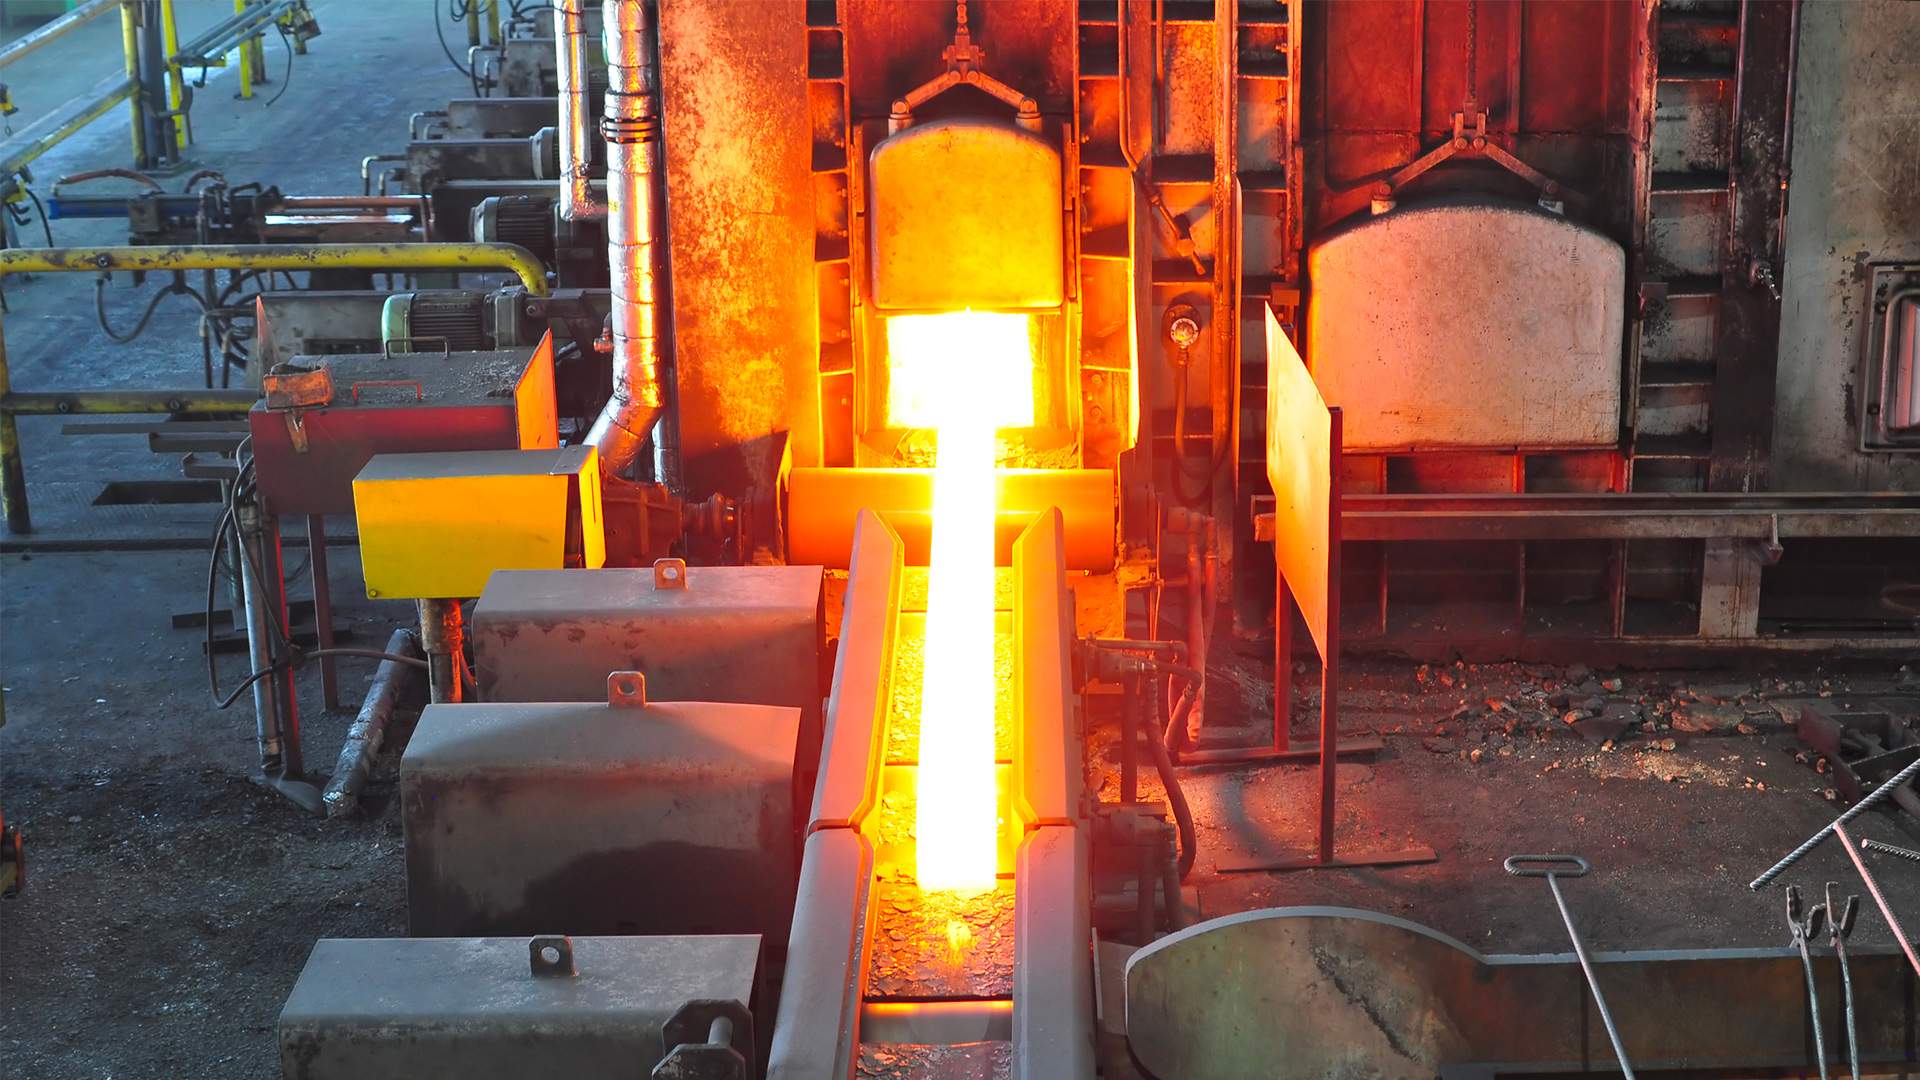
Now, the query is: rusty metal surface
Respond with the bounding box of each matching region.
[1306,196,1625,450]
[1705,0,1796,492]
[279,935,758,1080]
[1772,1,1920,492]
[1303,0,1639,240]
[247,344,549,517]
[401,699,802,945]
[868,119,1063,311]
[845,1,1074,121]
[1127,906,1920,1080]
[657,0,822,492]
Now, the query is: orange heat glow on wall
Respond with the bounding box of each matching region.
[888,311,1032,892]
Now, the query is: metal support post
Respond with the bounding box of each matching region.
[236,500,285,767]
[307,514,338,709]
[137,0,173,165]
[261,511,301,774]
[159,0,185,149]
[235,0,253,97]
[121,0,147,167]
[418,598,465,704]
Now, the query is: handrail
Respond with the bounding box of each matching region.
[0,243,550,295]
[0,74,139,180]
[0,0,126,69]
[0,242,552,534]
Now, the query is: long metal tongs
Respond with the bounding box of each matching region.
[1826,882,1862,1080]
[1786,885,1832,1080]
[1505,855,1635,1080]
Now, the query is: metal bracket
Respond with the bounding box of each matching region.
[654,999,753,1080]
[1373,103,1562,214]
[608,671,647,707]
[653,557,688,590]
[528,935,575,977]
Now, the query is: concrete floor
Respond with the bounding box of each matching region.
[2,5,472,1077]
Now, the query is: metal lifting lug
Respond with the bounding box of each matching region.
[653,999,753,1080]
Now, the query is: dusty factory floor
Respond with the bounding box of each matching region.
[1120,652,1920,958]
[1,5,470,1077]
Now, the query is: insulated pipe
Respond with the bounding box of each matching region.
[583,0,665,481]
[322,629,422,819]
[554,0,604,221]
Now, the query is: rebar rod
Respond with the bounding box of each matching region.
[1751,753,1920,889]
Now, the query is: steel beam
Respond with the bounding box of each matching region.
[1011,509,1095,1080]
[1251,493,1920,543]
[770,510,902,1080]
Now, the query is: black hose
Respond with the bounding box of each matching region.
[22,186,54,247]
[1150,682,1198,880]
[264,24,296,108]
[434,0,475,78]
[94,275,208,344]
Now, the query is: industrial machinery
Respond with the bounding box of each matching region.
[4,0,1919,1076]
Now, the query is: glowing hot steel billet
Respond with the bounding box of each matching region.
[887,311,1033,892]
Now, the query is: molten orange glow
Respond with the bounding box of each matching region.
[888,311,1032,892]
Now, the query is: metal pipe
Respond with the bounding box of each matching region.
[583,0,666,480]
[0,75,140,180]
[122,0,145,167]
[555,0,604,221]
[137,0,172,166]
[417,599,465,705]
[235,500,285,768]
[1831,820,1920,979]
[0,243,549,295]
[171,0,293,65]
[1751,753,1920,889]
[323,629,422,818]
[0,0,125,68]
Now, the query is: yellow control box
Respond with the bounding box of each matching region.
[353,447,605,600]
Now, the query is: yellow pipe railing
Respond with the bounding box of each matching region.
[0,0,149,178]
[0,0,124,67]
[0,243,551,534]
[0,75,139,180]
